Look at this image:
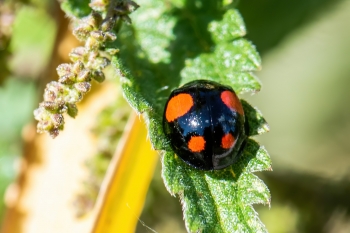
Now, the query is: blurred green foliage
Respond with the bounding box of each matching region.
[0,0,56,224]
[237,0,342,54]
[261,172,350,232]
[0,78,36,220]
[61,0,91,18]
[9,7,56,78]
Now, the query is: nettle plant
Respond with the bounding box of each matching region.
[34,0,272,232]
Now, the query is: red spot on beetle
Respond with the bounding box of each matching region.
[220,90,244,116]
[221,133,235,149]
[166,93,194,122]
[188,136,206,152]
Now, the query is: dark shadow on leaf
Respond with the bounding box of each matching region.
[206,139,261,182]
[241,99,270,137]
[234,139,261,177]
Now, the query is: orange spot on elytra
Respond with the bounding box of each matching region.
[221,133,235,149]
[188,136,206,152]
[166,93,193,122]
[221,90,244,116]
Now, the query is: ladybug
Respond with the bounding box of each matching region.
[163,80,246,170]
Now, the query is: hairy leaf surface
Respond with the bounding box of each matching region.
[114,1,272,232]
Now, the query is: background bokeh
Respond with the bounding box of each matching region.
[0,0,349,232]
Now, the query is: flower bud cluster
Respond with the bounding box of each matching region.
[34,0,139,138]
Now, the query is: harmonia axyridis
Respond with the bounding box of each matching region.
[163,80,246,170]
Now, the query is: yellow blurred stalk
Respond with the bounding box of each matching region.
[91,112,158,233]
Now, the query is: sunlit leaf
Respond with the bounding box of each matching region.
[114,1,272,232]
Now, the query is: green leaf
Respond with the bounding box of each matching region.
[162,139,271,233]
[114,1,272,232]
[61,0,91,18]
[242,100,270,136]
[181,10,262,94]
[180,43,262,93]
[208,9,246,42]
[131,0,176,63]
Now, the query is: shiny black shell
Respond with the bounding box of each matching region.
[163,80,246,170]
